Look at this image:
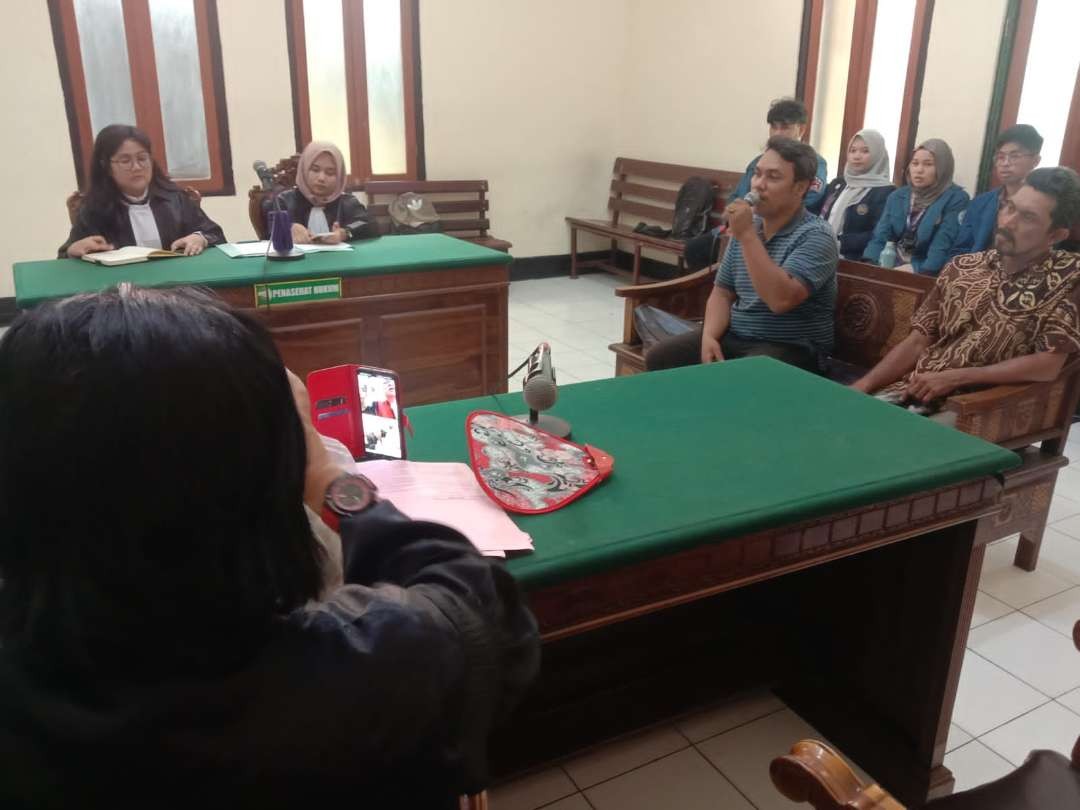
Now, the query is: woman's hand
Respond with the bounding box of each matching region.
[287,369,349,512]
[67,235,114,258]
[171,233,208,256]
[291,223,313,244]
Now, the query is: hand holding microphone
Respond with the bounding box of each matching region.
[724,190,760,240]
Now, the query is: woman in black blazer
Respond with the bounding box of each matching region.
[268,141,377,244]
[811,129,894,260]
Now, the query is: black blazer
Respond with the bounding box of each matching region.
[267,188,378,241]
[811,179,894,260]
[59,183,225,258]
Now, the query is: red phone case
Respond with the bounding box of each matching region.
[307,364,408,460]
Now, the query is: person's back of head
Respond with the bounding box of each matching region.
[0,285,323,680]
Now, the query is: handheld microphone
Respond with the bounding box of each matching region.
[743,190,760,206]
[515,343,571,438]
[253,160,273,191]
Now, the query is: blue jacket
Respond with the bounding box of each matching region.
[863,184,970,276]
[809,178,895,260]
[731,152,829,211]
[951,187,1002,257]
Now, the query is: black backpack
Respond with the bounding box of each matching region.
[670,177,716,240]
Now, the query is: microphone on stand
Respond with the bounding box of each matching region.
[253,160,274,191]
[254,159,303,261]
[514,343,571,438]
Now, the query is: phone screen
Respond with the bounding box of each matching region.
[356,369,404,459]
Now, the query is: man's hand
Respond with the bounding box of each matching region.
[288,368,349,512]
[905,369,969,402]
[724,199,754,240]
[291,222,314,244]
[894,264,914,273]
[67,235,114,258]
[701,335,724,363]
[849,377,874,394]
[171,232,208,256]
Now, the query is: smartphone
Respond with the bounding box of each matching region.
[355,366,406,460]
[310,232,337,243]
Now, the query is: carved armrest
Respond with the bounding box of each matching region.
[615,268,714,343]
[942,382,1047,416]
[770,740,904,810]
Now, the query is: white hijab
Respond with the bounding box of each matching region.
[828,129,892,236]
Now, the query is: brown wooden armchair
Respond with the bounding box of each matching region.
[607,259,1080,571]
[769,622,1080,809]
[66,186,202,225]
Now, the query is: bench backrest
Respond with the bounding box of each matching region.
[363,179,492,239]
[608,157,743,231]
[833,260,935,369]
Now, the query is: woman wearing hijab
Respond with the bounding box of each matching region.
[811,129,895,260]
[60,124,225,259]
[269,141,377,244]
[863,138,970,275]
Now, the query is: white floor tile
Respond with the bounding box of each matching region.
[1023,586,1080,639]
[977,538,1072,609]
[561,358,615,383]
[968,612,1080,697]
[943,740,1015,793]
[1048,494,1080,525]
[1051,467,1080,503]
[946,723,973,753]
[562,725,688,789]
[1058,688,1080,716]
[584,748,753,810]
[675,690,786,744]
[971,591,1014,629]
[488,767,578,810]
[697,709,869,810]
[951,650,1047,736]
[1034,527,1080,585]
[539,796,591,810]
[980,701,1080,766]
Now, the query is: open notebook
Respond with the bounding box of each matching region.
[81,246,183,266]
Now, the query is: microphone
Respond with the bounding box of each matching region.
[515,343,571,438]
[253,160,273,191]
[743,190,760,206]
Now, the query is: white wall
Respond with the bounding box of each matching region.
[917,0,1007,195]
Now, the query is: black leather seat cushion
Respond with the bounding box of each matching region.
[927,750,1080,810]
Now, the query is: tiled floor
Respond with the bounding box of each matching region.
[494,273,1080,809]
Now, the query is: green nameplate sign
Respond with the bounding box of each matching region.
[254,277,342,306]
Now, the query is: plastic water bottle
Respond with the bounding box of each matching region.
[879,241,898,269]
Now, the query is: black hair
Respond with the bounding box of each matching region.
[83,124,177,231]
[0,286,323,678]
[996,124,1043,155]
[764,136,819,195]
[1024,167,1080,232]
[767,98,808,126]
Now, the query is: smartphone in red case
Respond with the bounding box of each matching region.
[307,364,407,461]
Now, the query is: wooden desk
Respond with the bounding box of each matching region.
[13,235,511,405]
[405,359,1019,805]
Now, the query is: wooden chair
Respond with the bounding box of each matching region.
[363,180,512,252]
[247,154,303,239]
[607,259,1080,571]
[565,157,743,284]
[769,622,1080,808]
[66,186,202,225]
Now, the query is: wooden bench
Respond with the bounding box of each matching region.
[362,180,511,252]
[247,157,511,251]
[607,259,1080,572]
[566,157,743,284]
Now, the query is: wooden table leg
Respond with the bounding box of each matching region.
[632,244,642,285]
[570,228,579,279]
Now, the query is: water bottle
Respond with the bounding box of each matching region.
[879,241,898,269]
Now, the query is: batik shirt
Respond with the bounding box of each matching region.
[882,249,1080,394]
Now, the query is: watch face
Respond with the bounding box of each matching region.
[328,474,376,513]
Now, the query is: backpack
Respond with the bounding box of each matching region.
[670,177,716,240]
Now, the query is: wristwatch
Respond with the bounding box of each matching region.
[320,472,379,532]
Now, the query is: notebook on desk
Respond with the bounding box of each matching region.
[81,246,183,266]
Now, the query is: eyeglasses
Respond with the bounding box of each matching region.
[111,154,152,170]
[994,151,1034,165]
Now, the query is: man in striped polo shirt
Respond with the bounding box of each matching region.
[646,136,838,373]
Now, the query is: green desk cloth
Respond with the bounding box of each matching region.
[404,357,1019,590]
[13,233,511,308]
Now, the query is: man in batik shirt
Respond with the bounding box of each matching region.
[852,167,1080,412]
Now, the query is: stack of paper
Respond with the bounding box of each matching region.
[357,460,534,558]
[216,241,353,258]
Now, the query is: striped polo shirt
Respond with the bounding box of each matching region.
[715,207,838,354]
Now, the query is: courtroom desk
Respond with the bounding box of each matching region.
[13,234,511,405]
[404,358,1020,805]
